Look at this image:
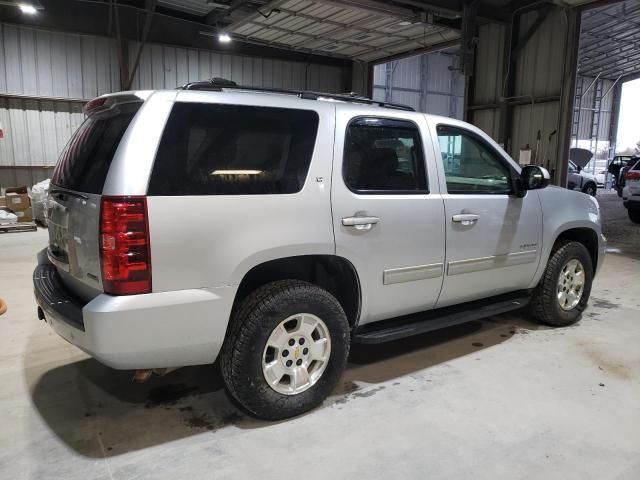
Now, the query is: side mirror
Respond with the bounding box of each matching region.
[520,165,550,192]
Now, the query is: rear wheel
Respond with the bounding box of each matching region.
[530,241,593,327]
[628,208,640,224]
[220,280,350,420]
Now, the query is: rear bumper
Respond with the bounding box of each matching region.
[33,255,235,370]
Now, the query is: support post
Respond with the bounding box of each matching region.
[119,38,129,91]
[420,54,429,113]
[385,62,394,103]
[499,12,518,152]
[555,8,581,187]
[125,0,157,91]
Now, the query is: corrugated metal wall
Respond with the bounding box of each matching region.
[0,23,117,187]
[0,24,120,98]
[510,9,567,168]
[0,23,345,188]
[372,48,464,118]
[128,41,345,92]
[0,98,84,186]
[471,23,506,139]
[469,9,571,172]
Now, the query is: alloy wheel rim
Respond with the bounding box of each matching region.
[557,259,585,311]
[262,313,331,395]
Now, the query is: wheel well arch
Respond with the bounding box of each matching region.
[233,255,361,328]
[553,227,599,270]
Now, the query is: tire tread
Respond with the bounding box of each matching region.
[530,240,593,327]
[220,280,348,419]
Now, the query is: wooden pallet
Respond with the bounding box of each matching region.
[0,222,38,234]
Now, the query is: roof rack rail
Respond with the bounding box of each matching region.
[180,78,415,112]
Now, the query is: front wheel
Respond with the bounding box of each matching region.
[220,280,350,420]
[530,241,593,327]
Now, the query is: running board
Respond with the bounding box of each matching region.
[352,291,531,344]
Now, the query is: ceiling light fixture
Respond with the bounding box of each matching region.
[18,4,38,14]
[218,33,232,43]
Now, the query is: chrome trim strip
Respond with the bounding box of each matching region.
[447,250,537,276]
[383,263,444,285]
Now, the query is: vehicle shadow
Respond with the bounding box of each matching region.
[27,311,544,458]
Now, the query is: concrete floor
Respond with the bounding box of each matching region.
[1,192,639,480]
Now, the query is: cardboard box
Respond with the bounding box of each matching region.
[0,196,6,209]
[5,192,31,211]
[6,186,28,195]
[13,207,33,223]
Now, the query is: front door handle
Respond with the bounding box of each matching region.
[452,213,479,226]
[342,215,379,231]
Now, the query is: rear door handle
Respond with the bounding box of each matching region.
[342,216,379,231]
[452,213,479,226]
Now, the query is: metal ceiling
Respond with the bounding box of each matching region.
[157,0,216,15]
[578,0,640,80]
[219,0,460,62]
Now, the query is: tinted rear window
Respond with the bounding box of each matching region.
[147,103,319,196]
[51,103,139,194]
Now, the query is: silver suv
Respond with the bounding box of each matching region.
[33,82,606,420]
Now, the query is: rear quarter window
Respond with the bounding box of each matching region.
[51,103,139,194]
[147,103,320,196]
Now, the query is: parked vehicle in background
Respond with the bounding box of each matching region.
[33,83,606,420]
[609,155,639,197]
[622,159,640,223]
[593,160,608,187]
[567,160,598,196]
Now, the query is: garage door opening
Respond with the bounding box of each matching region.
[571,0,640,189]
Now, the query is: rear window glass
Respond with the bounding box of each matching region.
[51,103,139,194]
[147,103,319,196]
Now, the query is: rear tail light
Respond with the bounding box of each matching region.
[100,196,151,295]
[624,170,640,181]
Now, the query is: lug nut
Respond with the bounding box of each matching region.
[282,350,289,357]
[303,348,309,355]
[296,359,302,366]
[288,339,295,346]
[286,360,293,367]
[299,338,305,345]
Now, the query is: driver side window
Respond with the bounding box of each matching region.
[437,125,513,194]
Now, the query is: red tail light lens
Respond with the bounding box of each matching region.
[100,196,151,295]
[624,170,640,180]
